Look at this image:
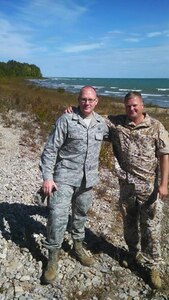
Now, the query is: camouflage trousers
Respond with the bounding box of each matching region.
[119,180,164,268]
[44,180,93,250]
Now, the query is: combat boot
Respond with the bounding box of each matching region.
[149,268,162,289]
[73,240,94,266]
[43,249,60,284]
[121,251,146,268]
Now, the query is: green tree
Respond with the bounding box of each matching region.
[0,60,42,78]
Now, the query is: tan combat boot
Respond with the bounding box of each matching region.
[43,249,60,284]
[73,240,94,266]
[149,268,162,289]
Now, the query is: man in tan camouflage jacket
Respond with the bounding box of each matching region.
[108,91,169,289]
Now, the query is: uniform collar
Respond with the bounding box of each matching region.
[72,107,102,127]
[126,113,151,128]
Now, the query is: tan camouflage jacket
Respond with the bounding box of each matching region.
[107,113,169,185]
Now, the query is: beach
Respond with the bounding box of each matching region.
[0,79,169,298]
[0,109,169,299]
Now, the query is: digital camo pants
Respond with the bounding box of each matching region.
[44,180,93,250]
[119,180,164,268]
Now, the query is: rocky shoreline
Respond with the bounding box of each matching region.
[0,111,169,300]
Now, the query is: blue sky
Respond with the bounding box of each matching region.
[0,0,169,78]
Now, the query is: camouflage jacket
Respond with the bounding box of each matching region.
[40,109,109,188]
[107,113,169,185]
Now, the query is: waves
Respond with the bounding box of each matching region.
[29,77,169,108]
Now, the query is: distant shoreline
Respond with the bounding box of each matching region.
[27,78,169,112]
[0,77,169,138]
[28,77,169,109]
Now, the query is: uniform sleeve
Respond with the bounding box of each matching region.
[40,115,68,180]
[105,115,117,128]
[102,115,118,142]
[102,117,111,141]
[157,122,169,155]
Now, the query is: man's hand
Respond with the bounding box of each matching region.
[42,180,58,196]
[64,106,73,113]
[158,184,168,200]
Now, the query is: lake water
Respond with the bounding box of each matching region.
[29,77,169,108]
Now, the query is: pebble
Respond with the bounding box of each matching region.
[0,111,169,299]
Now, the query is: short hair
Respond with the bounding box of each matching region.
[124,91,143,103]
[78,86,97,100]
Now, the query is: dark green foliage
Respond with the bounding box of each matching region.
[0,60,42,78]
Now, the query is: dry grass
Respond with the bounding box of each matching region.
[1,78,169,168]
[0,78,76,137]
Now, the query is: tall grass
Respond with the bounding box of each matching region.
[1,78,169,168]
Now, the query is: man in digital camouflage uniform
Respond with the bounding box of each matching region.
[107,91,169,289]
[40,86,110,284]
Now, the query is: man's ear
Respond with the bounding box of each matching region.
[95,97,99,105]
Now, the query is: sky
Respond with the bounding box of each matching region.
[0,0,169,78]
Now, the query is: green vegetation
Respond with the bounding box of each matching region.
[0,60,42,78]
[0,78,169,169]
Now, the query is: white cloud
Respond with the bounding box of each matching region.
[147,31,162,38]
[0,18,32,58]
[108,30,124,35]
[17,0,87,26]
[0,1,169,78]
[164,30,169,36]
[124,37,141,43]
[63,43,103,53]
[41,44,169,77]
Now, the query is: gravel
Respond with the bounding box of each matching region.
[0,110,169,300]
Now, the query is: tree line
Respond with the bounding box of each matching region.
[0,60,42,78]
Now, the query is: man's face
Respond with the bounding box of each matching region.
[125,96,144,122]
[78,87,98,117]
